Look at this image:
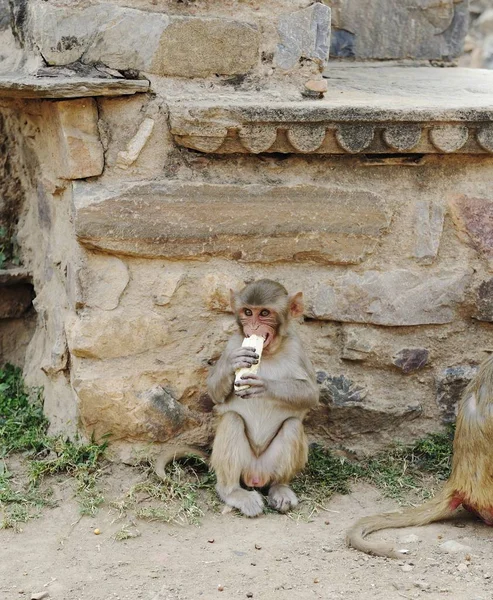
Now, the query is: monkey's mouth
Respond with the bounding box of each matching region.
[262,333,271,347]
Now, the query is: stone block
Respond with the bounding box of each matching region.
[392,348,429,373]
[26,1,259,77]
[413,201,446,264]
[27,2,168,70]
[436,365,478,423]
[341,327,375,361]
[473,278,493,322]
[73,181,392,265]
[75,375,200,442]
[44,99,104,180]
[0,284,33,318]
[152,17,259,77]
[310,268,471,326]
[328,0,468,61]
[79,254,129,311]
[67,310,168,359]
[450,195,493,259]
[275,4,331,70]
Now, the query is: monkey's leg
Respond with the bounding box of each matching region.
[210,411,264,518]
[260,418,308,513]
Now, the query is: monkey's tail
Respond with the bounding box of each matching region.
[155,445,210,481]
[346,491,455,559]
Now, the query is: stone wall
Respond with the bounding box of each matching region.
[1,0,491,460]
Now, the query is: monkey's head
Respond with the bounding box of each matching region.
[230,279,304,351]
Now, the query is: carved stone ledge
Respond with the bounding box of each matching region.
[0,76,149,99]
[168,67,493,156]
[172,120,493,156]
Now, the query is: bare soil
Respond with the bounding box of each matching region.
[1,465,493,600]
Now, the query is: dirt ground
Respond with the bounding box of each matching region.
[1,465,493,600]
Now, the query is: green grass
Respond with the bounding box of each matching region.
[0,364,108,529]
[112,458,218,527]
[0,363,456,529]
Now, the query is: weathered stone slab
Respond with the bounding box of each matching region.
[450,195,493,259]
[0,76,149,99]
[329,0,468,61]
[436,365,478,423]
[73,181,392,265]
[413,200,446,264]
[310,269,471,326]
[275,4,331,70]
[392,348,429,373]
[49,99,104,180]
[67,310,169,359]
[26,1,259,78]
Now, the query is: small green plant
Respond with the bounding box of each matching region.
[0,226,18,269]
[0,364,48,457]
[0,365,108,528]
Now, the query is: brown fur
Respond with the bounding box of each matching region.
[347,353,493,558]
[208,279,319,516]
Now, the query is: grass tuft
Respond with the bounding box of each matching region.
[0,365,108,529]
[113,458,216,526]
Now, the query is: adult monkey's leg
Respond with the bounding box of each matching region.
[210,411,264,517]
[259,417,308,513]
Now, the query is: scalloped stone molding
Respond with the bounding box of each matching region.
[168,67,493,156]
[171,121,493,155]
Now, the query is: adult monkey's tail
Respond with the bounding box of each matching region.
[154,419,214,480]
[346,491,456,558]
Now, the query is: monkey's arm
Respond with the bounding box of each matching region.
[265,375,319,409]
[207,334,259,404]
[239,368,319,409]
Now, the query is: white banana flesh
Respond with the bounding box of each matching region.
[234,334,264,391]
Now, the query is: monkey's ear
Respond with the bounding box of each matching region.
[229,289,237,312]
[289,292,304,318]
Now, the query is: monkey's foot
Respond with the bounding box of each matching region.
[268,484,298,513]
[220,488,264,517]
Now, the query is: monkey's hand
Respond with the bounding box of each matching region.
[235,374,266,398]
[230,347,259,372]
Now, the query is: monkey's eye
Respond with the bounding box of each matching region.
[260,309,270,317]
[244,308,253,317]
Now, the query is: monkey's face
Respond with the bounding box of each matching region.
[239,305,279,348]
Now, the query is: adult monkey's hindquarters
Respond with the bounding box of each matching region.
[347,353,493,558]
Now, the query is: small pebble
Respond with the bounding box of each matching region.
[401,564,414,573]
[305,79,328,93]
[324,520,330,525]
[246,593,253,598]
[94,529,101,535]
[313,578,319,584]
[439,540,472,554]
[208,539,215,544]
[255,544,262,550]
[217,585,224,592]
